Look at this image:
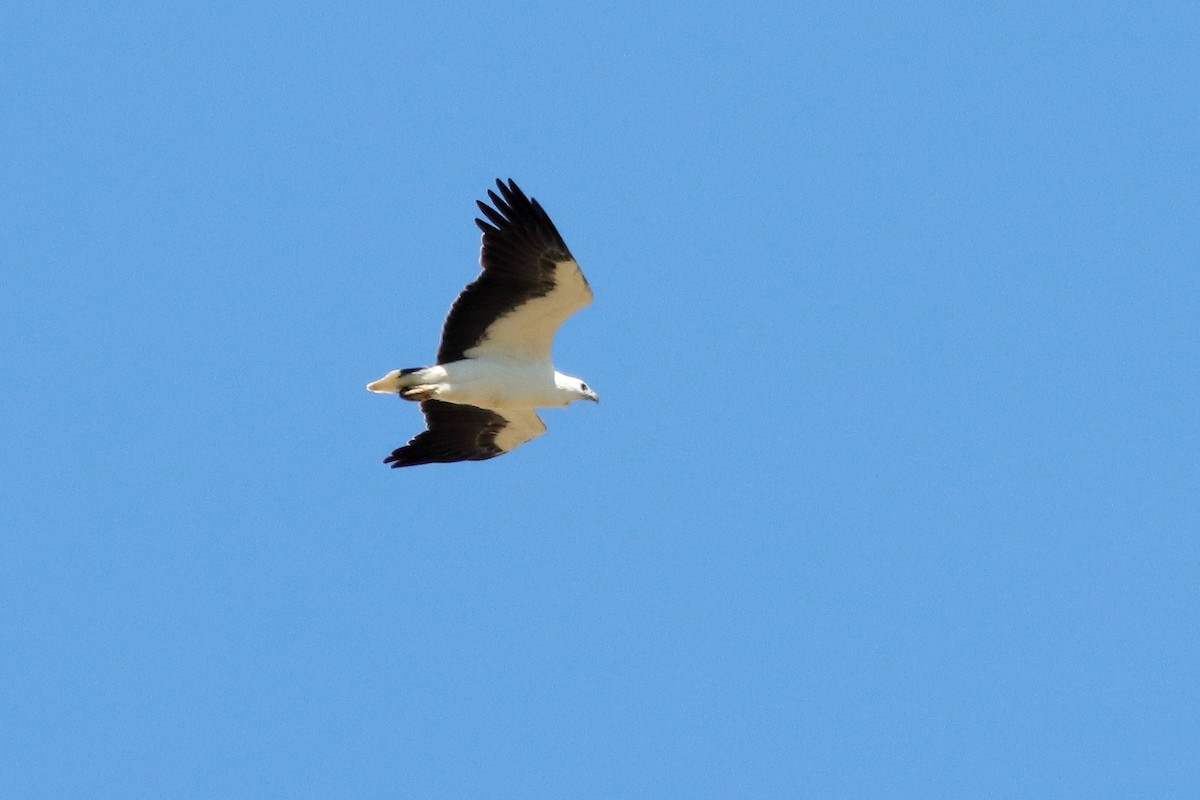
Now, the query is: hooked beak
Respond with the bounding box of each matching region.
[366,371,403,394]
[587,389,600,404]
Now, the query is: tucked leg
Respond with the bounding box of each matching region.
[400,385,440,402]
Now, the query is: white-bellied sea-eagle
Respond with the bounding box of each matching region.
[366,179,597,468]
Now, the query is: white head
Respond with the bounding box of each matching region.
[554,372,600,406]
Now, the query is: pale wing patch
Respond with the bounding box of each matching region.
[464,259,592,361]
[494,408,548,452]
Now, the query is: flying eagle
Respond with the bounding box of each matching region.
[366,179,598,468]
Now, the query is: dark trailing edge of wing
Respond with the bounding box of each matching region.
[436,179,580,363]
[384,400,506,468]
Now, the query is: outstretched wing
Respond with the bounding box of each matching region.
[384,400,547,468]
[437,179,592,364]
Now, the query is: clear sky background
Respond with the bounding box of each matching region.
[3,2,1197,797]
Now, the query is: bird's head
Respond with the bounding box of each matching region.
[556,373,600,405]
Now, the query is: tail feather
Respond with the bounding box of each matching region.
[366,366,432,395]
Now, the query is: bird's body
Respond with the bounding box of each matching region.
[370,360,579,410]
[367,179,597,468]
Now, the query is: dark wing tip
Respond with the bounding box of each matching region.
[383,446,416,468]
[475,177,570,254]
[495,177,522,198]
[489,179,539,219]
[475,199,507,230]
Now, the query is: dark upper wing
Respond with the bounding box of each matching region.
[384,400,546,468]
[437,179,592,364]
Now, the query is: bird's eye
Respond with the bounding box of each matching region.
[581,383,589,391]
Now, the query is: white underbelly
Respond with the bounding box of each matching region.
[438,359,561,408]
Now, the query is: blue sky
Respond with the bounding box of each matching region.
[3,1,1197,797]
